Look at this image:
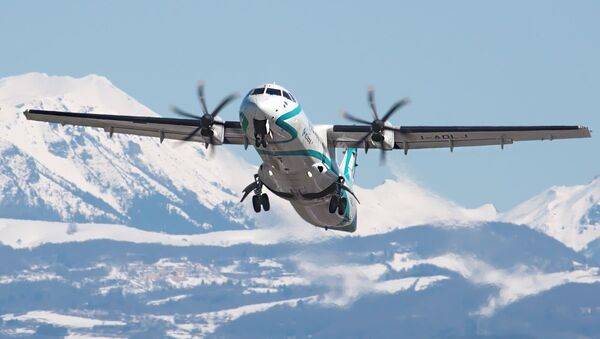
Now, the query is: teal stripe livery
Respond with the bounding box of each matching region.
[271,105,302,144]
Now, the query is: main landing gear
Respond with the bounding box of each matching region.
[241,174,270,213]
[252,193,270,213]
[328,177,348,216]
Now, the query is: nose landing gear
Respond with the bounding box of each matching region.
[241,174,270,213]
[254,134,268,148]
[253,119,268,148]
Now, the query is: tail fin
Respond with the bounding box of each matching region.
[339,147,358,186]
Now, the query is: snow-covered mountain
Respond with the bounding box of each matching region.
[0,73,271,233]
[0,220,599,338]
[501,177,600,251]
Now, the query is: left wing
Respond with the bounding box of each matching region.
[330,125,591,152]
[24,109,245,145]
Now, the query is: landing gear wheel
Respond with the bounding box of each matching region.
[260,193,270,211]
[338,197,348,216]
[328,195,339,214]
[252,194,261,213]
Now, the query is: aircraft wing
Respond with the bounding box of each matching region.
[330,125,591,152]
[23,109,246,145]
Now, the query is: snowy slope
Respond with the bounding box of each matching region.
[1,221,598,338]
[355,177,496,236]
[0,218,323,249]
[0,73,260,233]
[0,72,496,236]
[501,177,600,250]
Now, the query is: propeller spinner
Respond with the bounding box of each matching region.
[171,82,239,150]
[341,87,410,164]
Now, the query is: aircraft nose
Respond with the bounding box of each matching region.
[245,96,274,120]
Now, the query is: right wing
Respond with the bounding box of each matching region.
[24,109,245,145]
[330,125,591,152]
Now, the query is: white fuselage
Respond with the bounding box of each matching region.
[239,84,358,231]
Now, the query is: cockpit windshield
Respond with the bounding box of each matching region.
[266,88,282,96]
[250,87,264,95]
[250,86,296,102]
[287,92,296,102]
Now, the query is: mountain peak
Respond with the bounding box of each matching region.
[501,177,600,250]
[0,73,257,233]
[0,72,156,118]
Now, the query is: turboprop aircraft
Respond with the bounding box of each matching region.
[24,83,591,232]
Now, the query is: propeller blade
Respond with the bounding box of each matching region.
[341,111,372,125]
[354,131,372,148]
[212,120,225,126]
[211,93,239,118]
[379,149,387,166]
[171,106,202,120]
[382,125,403,132]
[381,98,410,122]
[182,126,202,142]
[367,86,379,120]
[197,81,209,116]
[206,136,217,159]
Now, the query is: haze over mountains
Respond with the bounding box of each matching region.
[0,73,598,338]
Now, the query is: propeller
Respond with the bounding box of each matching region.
[171,81,239,153]
[341,86,410,165]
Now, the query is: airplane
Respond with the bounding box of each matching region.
[24,83,591,232]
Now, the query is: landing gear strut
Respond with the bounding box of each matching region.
[328,177,349,216]
[241,174,270,213]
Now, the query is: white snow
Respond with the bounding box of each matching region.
[0,270,63,285]
[354,177,497,236]
[0,218,324,249]
[501,177,600,250]
[388,252,600,316]
[146,294,191,306]
[190,296,318,336]
[296,258,447,306]
[1,310,125,328]
[373,276,449,294]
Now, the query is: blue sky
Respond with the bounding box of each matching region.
[1,1,598,210]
